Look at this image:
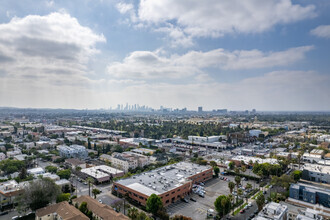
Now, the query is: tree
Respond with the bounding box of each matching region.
[57,169,71,179]
[87,177,94,197]
[79,201,88,214]
[292,170,302,182]
[210,161,217,167]
[56,193,70,203]
[228,161,235,170]
[234,176,241,188]
[241,166,247,173]
[16,178,61,211]
[146,194,163,215]
[128,207,139,220]
[214,167,220,177]
[214,195,230,217]
[19,167,27,180]
[88,140,91,149]
[45,165,58,173]
[256,194,265,211]
[92,188,100,199]
[246,183,252,191]
[228,181,235,194]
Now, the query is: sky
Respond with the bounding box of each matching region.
[0,0,330,111]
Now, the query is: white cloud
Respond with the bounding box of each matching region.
[0,12,106,108]
[311,25,330,38]
[117,0,316,46]
[116,2,134,14]
[107,46,313,79]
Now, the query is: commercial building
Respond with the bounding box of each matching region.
[58,144,88,159]
[119,138,155,147]
[249,129,262,137]
[289,183,330,208]
[72,196,129,220]
[230,155,278,165]
[255,202,288,220]
[81,165,124,183]
[112,162,213,207]
[35,201,88,220]
[301,163,330,184]
[188,136,220,143]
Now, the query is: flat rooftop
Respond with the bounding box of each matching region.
[302,163,330,175]
[81,165,123,179]
[116,162,212,195]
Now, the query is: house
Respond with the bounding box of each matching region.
[72,195,129,220]
[35,201,88,220]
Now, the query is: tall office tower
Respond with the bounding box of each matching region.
[198,106,203,113]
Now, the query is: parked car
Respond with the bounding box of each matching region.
[190,198,197,202]
[240,209,245,214]
[182,198,189,203]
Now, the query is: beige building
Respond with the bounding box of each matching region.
[35,201,88,220]
[0,180,23,210]
[72,196,129,220]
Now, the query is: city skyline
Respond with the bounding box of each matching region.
[0,0,330,111]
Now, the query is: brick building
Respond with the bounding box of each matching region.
[112,162,213,207]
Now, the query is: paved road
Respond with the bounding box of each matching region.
[230,187,271,220]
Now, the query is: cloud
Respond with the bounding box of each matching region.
[0,12,105,87]
[107,46,313,79]
[0,12,107,109]
[116,2,134,14]
[117,0,316,46]
[311,25,330,38]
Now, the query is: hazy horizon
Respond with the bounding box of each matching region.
[1,0,330,111]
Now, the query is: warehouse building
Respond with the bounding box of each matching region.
[112,162,213,207]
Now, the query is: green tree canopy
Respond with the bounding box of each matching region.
[16,178,61,211]
[57,169,71,179]
[45,165,58,173]
[146,194,163,215]
[214,195,231,216]
[56,193,71,203]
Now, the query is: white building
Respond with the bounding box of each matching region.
[296,208,323,220]
[301,163,330,184]
[58,144,88,159]
[255,202,288,220]
[0,152,6,161]
[249,129,262,137]
[303,153,322,163]
[188,136,220,143]
[27,167,45,176]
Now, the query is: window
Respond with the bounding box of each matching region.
[172,191,175,194]
[166,200,169,203]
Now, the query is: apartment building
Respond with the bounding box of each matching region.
[35,201,88,220]
[289,183,330,208]
[0,180,24,210]
[58,144,88,159]
[255,202,288,220]
[72,196,129,220]
[301,163,330,184]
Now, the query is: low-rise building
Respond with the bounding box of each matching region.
[35,201,88,220]
[0,152,6,161]
[119,138,155,147]
[81,165,124,183]
[301,163,330,184]
[0,180,23,210]
[303,153,322,163]
[188,135,220,143]
[58,144,88,159]
[289,183,330,208]
[255,202,288,220]
[27,167,45,176]
[65,158,86,170]
[112,162,213,207]
[72,195,129,220]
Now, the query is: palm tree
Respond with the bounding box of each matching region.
[228,181,235,194]
[92,188,100,199]
[241,166,247,173]
[86,177,94,197]
[221,197,228,217]
[237,189,243,201]
[234,176,241,188]
[228,194,234,207]
[128,207,139,220]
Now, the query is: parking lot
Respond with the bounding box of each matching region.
[167,177,231,219]
[167,175,259,220]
